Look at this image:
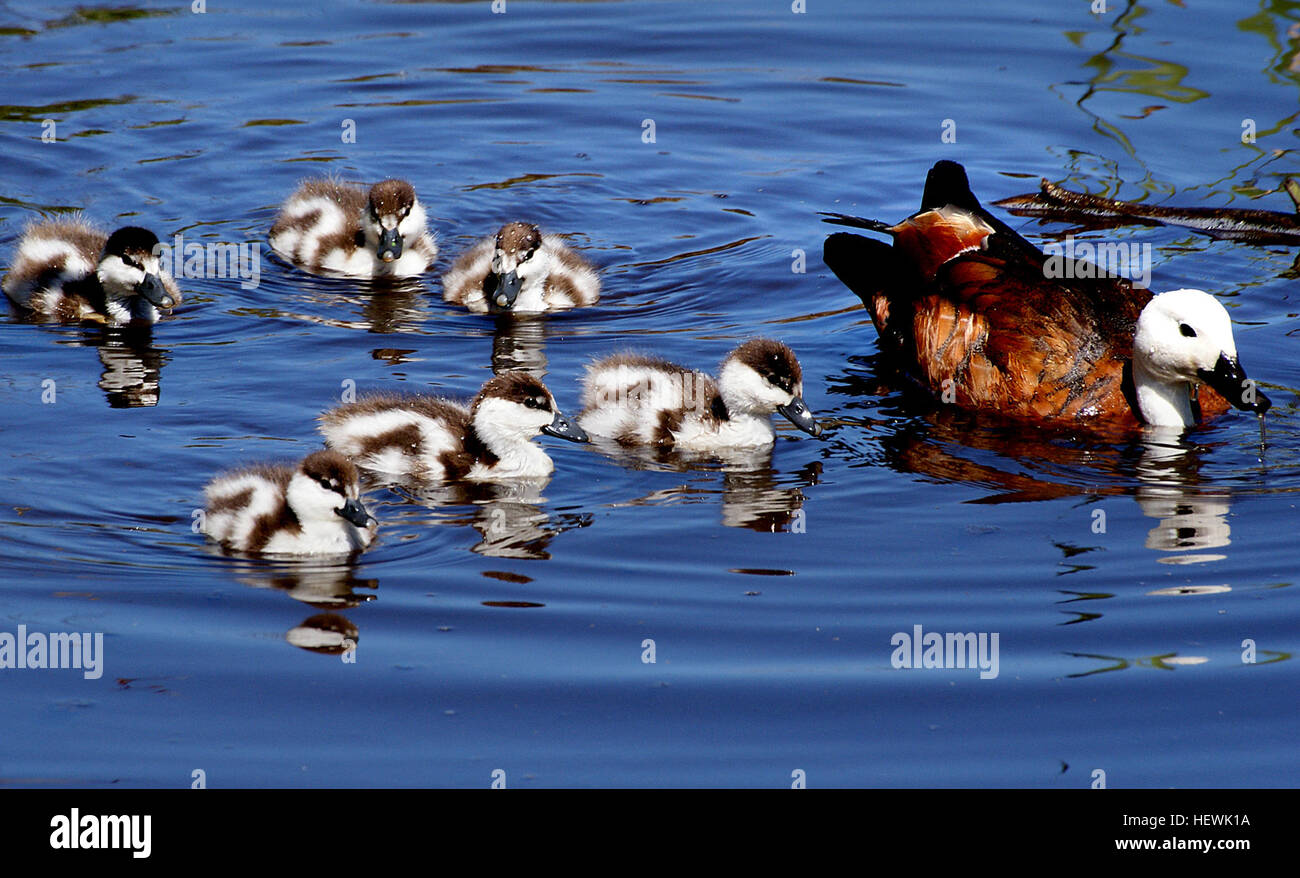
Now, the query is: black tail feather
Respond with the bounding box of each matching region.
[822,232,896,308]
[819,212,894,234]
[921,160,983,213]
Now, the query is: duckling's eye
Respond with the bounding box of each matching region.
[400,207,409,218]
[524,397,541,409]
[122,256,140,270]
[1179,323,1197,338]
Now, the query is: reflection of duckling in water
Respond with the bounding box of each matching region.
[286,613,359,656]
[490,314,549,378]
[95,332,166,408]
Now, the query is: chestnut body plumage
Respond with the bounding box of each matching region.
[822,161,1270,430]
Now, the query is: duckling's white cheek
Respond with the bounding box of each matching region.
[398,206,425,237]
[97,256,143,292]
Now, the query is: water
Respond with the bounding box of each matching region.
[1,0,1297,788]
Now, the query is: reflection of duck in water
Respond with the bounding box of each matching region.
[442,222,600,314]
[490,314,549,377]
[375,477,589,560]
[589,440,818,533]
[238,562,378,610]
[1133,435,1232,565]
[4,221,180,325]
[95,330,166,408]
[823,161,1271,430]
[286,613,359,656]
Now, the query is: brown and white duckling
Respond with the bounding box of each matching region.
[578,339,822,450]
[3,220,180,325]
[202,450,376,556]
[442,221,600,313]
[268,177,437,278]
[319,371,589,482]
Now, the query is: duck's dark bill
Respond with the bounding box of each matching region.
[487,270,522,312]
[377,229,403,262]
[1198,352,1271,415]
[542,411,589,443]
[137,273,175,309]
[336,498,376,527]
[778,396,822,436]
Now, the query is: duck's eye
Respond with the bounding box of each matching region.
[400,207,409,218]
[122,256,140,270]
[1180,323,1197,338]
[524,397,541,409]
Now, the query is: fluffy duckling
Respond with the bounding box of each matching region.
[269,177,437,278]
[3,219,180,325]
[578,339,822,450]
[822,160,1271,429]
[442,221,600,313]
[202,450,376,556]
[319,371,589,482]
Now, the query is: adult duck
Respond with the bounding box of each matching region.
[822,161,1270,430]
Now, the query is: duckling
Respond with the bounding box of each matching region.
[577,339,822,450]
[442,221,600,313]
[268,177,437,278]
[319,371,589,482]
[202,449,376,556]
[822,160,1271,430]
[3,219,180,325]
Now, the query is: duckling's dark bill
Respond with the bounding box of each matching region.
[336,498,377,527]
[137,273,175,309]
[486,270,522,312]
[777,396,822,436]
[542,411,589,443]
[1198,353,1271,415]
[377,229,403,262]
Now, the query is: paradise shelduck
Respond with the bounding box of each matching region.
[822,160,1271,430]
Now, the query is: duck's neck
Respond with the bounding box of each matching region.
[1133,360,1195,429]
[471,419,552,477]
